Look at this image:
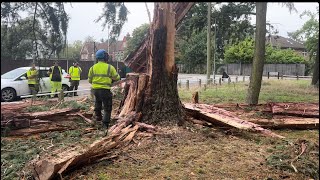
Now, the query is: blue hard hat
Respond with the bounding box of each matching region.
[96,49,107,59]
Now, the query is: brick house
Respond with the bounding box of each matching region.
[267,35,308,59]
[80,33,130,61]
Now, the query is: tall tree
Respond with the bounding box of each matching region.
[288,6,319,85]
[176,3,255,73]
[206,2,212,80]
[1,2,69,62]
[124,23,149,57]
[246,3,297,105]
[246,2,267,105]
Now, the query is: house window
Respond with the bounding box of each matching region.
[302,51,307,57]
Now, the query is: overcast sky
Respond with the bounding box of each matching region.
[64,2,319,44]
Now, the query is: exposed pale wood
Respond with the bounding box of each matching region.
[32,122,147,180]
[249,117,319,130]
[7,124,73,136]
[184,103,284,138]
[269,102,319,118]
[123,3,195,73]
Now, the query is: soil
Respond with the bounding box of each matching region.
[1,101,319,180]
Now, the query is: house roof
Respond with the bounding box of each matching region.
[267,35,305,50]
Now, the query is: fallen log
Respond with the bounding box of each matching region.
[1,119,53,129]
[32,120,147,180]
[268,102,319,118]
[184,103,285,138]
[7,124,73,136]
[2,108,80,123]
[249,116,319,130]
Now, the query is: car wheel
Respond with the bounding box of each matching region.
[62,84,69,96]
[1,88,17,102]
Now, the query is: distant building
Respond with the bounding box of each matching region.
[80,33,130,61]
[266,35,308,59]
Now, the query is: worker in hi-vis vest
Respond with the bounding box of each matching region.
[47,61,63,98]
[68,61,82,96]
[27,62,39,96]
[88,49,120,129]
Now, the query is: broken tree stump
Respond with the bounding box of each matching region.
[192,91,199,104]
[184,103,284,138]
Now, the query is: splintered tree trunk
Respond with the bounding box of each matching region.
[119,3,184,125]
[246,2,267,105]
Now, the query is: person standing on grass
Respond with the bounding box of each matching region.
[27,62,39,96]
[88,49,120,129]
[47,61,63,98]
[68,61,82,96]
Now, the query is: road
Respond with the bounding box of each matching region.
[1,73,311,103]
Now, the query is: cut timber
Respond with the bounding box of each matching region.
[1,108,80,129]
[249,116,319,130]
[192,92,199,104]
[269,102,319,118]
[184,103,284,138]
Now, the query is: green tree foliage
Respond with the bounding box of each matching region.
[1,18,35,59]
[176,30,207,73]
[95,2,128,41]
[224,38,306,64]
[176,2,255,63]
[124,23,149,57]
[1,2,69,60]
[288,6,319,60]
[58,40,83,60]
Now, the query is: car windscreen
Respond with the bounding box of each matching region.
[1,69,27,79]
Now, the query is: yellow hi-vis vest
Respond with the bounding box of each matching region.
[27,69,38,85]
[49,66,62,80]
[88,61,120,89]
[69,66,82,80]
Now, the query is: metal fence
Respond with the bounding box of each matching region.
[1,59,126,79]
[217,63,306,76]
[177,63,306,76]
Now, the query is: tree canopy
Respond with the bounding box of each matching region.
[288,6,319,61]
[1,2,69,60]
[124,23,149,57]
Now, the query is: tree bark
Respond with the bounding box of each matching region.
[246,3,267,105]
[118,3,184,125]
[311,41,319,85]
[206,2,212,80]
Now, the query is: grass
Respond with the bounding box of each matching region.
[179,79,319,104]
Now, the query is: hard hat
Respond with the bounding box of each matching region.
[96,49,108,60]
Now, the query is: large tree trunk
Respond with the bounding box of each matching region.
[206,2,212,80]
[311,41,319,86]
[118,3,184,125]
[246,2,267,105]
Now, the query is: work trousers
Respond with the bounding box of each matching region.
[51,81,62,98]
[93,89,112,126]
[28,84,39,95]
[69,80,80,96]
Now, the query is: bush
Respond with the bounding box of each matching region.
[224,38,306,64]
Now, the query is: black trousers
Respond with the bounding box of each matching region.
[69,80,80,95]
[93,89,112,125]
